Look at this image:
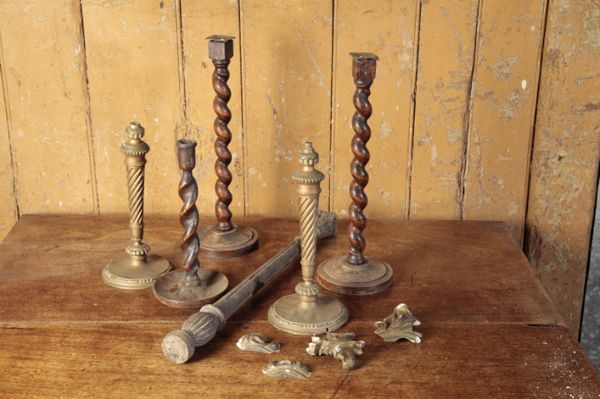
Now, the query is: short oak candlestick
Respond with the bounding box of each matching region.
[268,142,348,335]
[102,122,171,289]
[153,139,228,309]
[317,53,393,295]
[199,35,258,258]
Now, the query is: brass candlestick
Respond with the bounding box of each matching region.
[153,139,228,308]
[268,142,348,335]
[102,122,171,289]
[317,53,393,295]
[200,35,258,258]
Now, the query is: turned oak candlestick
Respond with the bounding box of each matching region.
[102,122,171,289]
[199,35,258,258]
[153,139,228,308]
[268,142,348,335]
[316,53,393,295]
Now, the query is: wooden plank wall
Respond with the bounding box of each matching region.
[0,0,598,334]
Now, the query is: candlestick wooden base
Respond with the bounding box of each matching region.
[153,269,228,309]
[317,256,393,296]
[199,225,258,258]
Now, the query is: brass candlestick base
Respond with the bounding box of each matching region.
[317,256,393,296]
[199,225,258,258]
[268,283,349,335]
[153,269,228,309]
[103,255,171,290]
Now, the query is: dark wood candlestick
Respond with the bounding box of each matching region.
[316,53,393,295]
[153,139,228,308]
[199,35,258,258]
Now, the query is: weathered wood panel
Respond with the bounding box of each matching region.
[241,0,333,216]
[82,0,181,213]
[180,0,244,217]
[0,0,95,215]
[0,48,17,240]
[463,0,547,240]
[525,0,600,333]
[409,0,479,219]
[331,0,418,219]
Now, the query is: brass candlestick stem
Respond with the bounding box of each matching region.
[153,139,228,308]
[102,122,171,289]
[200,35,258,258]
[268,142,348,335]
[317,53,393,295]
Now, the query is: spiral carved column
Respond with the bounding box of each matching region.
[268,142,348,335]
[317,53,393,296]
[153,139,228,309]
[102,122,171,290]
[200,35,258,258]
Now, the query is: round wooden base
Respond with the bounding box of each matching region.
[152,269,228,309]
[102,254,171,290]
[199,225,259,258]
[317,255,393,296]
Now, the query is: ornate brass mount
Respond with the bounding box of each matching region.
[374,304,422,343]
[268,142,349,335]
[236,333,280,353]
[102,122,171,289]
[262,360,311,379]
[317,53,393,296]
[152,139,228,308]
[200,35,258,258]
[306,332,366,370]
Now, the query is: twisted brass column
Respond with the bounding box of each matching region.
[153,139,228,308]
[317,53,393,295]
[200,35,258,258]
[102,122,171,289]
[268,142,348,335]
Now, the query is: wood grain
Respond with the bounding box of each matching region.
[0,0,94,215]
[180,0,244,217]
[0,51,17,240]
[463,0,547,240]
[330,0,418,219]
[525,0,600,333]
[240,0,333,216]
[409,0,479,219]
[82,0,181,214]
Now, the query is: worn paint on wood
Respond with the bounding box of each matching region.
[331,0,418,220]
[463,0,546,240]
[410,0,479,219]
[180,1,244,217]
[0,47,17,240]
[0,0,94,215]
[525,0,600,333]
[82,0,181,214]
[241,0,333,216]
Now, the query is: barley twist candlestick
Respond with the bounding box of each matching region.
[268,142,348,335]
[153,139,228,308]
[102,122,171,289]
[200,35,258,258]
[317,53,393,295]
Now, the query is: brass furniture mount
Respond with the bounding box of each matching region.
[317,53,393,296]
[102,122,171,289]
[262,360,311,379]
[236,333,281,353]
[374,304,422,343]
[152,139,228,309]
[306,332,366,370]
[268,142,349,335]
[200,35,258,258]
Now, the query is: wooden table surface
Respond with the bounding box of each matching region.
[0,215,598,398]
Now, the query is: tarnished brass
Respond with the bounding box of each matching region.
[162,212,337,364]
[268,142,349,335]
[262,360,311,379]
[306,332,366,370]
[374,303,422,343]
[236,333,280,353]
[153,139,228,309]
[200,35,258,258]
[102,122,171,289]
[317,53,393,296]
